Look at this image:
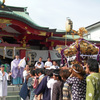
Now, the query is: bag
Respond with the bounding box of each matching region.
[19,81,29,100]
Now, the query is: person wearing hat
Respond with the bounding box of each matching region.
[0,65,11,100]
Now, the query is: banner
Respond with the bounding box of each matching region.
[81,55,97,60]
[49,50,61,60]
[26,50,48,61]
[66,55,97,61]
[26,50,62,65]
[0,48,19,59]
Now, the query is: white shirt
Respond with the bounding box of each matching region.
[23,70,29,82]
[49,65,59,69]
[0,71,9,97]
[35,61,44,68]
[45,61,52,69]
[47,78,57,100]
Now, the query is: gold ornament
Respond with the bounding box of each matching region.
[56,45,63,53]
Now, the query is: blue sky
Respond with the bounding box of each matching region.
[5,0,100,30]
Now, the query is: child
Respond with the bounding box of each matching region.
[0,65,11,100]
[27,70,35,100]
[36,62,42,69]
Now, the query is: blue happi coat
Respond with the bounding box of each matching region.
[34,76,50,100]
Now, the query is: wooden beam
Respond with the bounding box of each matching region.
[0,42,20,47]
[0,31,16,37]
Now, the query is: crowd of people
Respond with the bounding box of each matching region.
[0,55,100,100]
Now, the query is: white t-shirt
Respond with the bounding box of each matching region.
[47,78,57,100]
[49,65,59,69]
[35,61,44,68]
[23,70,29,82]
[45,61,52,68]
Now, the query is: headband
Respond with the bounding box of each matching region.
[53,73,59,76]
[73,68,80,73]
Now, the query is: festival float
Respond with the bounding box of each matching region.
[57,19,100,67]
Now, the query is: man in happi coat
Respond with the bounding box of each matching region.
[85,59,100,100]
[11,55,26,85]
[34,76,50,100]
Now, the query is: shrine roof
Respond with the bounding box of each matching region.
[86,21,100,30]
[0,7,49,31]
[0,4,65,34]
[1,3,99,45]
[49,35,100,43]
[0,4,69,35]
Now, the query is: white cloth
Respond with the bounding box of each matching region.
[35,61,44,68]
[39,74,44,79]
[47,78,57,100]
[11,60,16,72]
[48,65,59,69]
[23,70,29,82]
[18,57,26,68]
[11,58,26,71]
[45,61,52,69]
[0,71,9,97]
[21,96,29,100]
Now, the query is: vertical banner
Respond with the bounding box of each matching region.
[3,46,6,59]
[12,47,16,58]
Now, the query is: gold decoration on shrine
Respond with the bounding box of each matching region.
[0,18,11,24]
[56,45,63,53]
[71,27,88,38]
[21,36,26,47]
[62,35,65,38]
[25,27,28,29]
[1,5,4,8]
[0,19,12,28]
[51,42,54,47]
[38,31,46,36]
[46,38,48,42]
[51,32,53,37]
[27,31,31,34]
